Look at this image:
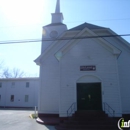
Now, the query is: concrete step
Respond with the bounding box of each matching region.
[56,126,119,130]
[59,123,117,129]
[74,110,108,117]
[55,111,118,130]
[63,120,116,125]
[69,116,113,121]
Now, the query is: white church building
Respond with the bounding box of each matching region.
[35,0,130,118]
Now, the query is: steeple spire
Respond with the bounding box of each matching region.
[51,0,63,24]
[55,0,60,13]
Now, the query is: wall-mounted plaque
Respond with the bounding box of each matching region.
[80,65,96,71]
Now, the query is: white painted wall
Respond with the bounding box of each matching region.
[38,34,122,117]
[0,78,39,108]
[38,57,60,114]
[37,25,130,117]
[59,38,122,117]
[94,30,130,114]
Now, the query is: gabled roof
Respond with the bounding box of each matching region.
[34,27,121,65]
[69,22,106,31]
[54,27,121,61]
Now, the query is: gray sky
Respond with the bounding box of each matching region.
[0,0,130,76]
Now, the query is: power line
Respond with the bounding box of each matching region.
[0,34,130,44]
[0,39,41,44]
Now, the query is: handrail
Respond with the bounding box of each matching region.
[67,102,76,117]
[103,102,115,117]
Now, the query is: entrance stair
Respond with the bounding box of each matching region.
[55,110,119,130]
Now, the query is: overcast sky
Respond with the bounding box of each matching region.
[0,0,130,77]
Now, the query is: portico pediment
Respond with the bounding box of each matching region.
[35,27,121,64]
[55,27,121,61]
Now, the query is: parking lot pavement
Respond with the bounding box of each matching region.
[0,109,56,130]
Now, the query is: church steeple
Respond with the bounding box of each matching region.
[51,0,64,23]
[40,0,67,53]
[55,0,60,13]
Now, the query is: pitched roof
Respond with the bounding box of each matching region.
[69,22,106,31]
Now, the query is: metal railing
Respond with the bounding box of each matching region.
[103,102,115,117]
[67,102,76,117]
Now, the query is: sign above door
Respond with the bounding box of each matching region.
[80,65,96,71]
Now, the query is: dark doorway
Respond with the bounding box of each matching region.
[77,83,102,110]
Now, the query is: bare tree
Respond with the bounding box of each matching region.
[0,60,26,78]
[1,68,26,78]
[2,68,12,78]
[12,68,25,78]
[0,60,5,77]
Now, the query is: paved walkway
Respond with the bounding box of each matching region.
[0,109,56,130]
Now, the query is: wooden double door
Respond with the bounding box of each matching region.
[77,83,102,110]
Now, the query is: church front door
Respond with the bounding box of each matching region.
[77,83,102,110]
